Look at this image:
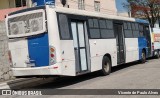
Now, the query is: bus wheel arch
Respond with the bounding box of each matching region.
[100,54,112,76]
[104,54,112,64]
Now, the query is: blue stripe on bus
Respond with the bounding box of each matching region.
[28,33,49,67]
[138,37,148,59]
[32,0,55,6]
[135,19,149,24]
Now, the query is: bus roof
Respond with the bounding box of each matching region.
[54,7,136,22]
[8,6,149,24]
[135,18,149,24]
[8,6,45,16]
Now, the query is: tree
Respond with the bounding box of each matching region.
[125,0,160,29]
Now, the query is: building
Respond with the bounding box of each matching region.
[0,0,117,21]
[0,0,32,21]
[56,0,117,15]
[0,0,32,9]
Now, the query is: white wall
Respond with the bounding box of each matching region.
[0,22,13,81]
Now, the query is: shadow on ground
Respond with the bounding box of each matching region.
[26,57,156,89]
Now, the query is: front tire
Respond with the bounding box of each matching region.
[100,56,111,76]
[141,51,146,63]
[155,50,160,59]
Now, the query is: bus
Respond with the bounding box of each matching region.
[6,5,153,77]
[152,28,160,58]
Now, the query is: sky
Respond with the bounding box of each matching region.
[116,0,128,13]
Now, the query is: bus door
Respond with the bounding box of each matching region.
[71,21,90,74]
[114,23,125,64]
[144,26,151,57]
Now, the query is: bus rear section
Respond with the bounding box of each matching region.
[6,7,60,77]
[152,28,160,58]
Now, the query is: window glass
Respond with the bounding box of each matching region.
[99,20,107,28]
[124,30,133,38]
[131,23,136,30]
[94,1,100,12]
[58,14,71,39]
[135,23,139,30]
[139,31,144,37]
[139,24,144,31]
[133,30,139,37]
[15,0,26,7]
[88,19,94,28]
[127,22,132,30]
[88,18,114,39]
[139,24,144,37]
[71,22,78,47]
[89,29,100,38]
[124,22,128,29]
[93,19,99,28]
[78,0,85,10]
[106,20,113,29]
[101,29,114,38]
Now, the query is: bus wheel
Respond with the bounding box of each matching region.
[100,56,111,76]
[141,51,146,63]
[155,50,160,59]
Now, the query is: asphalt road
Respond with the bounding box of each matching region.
[13,58,160,98]
[30,58,160,89]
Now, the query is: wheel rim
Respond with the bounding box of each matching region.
[104,61,110,72]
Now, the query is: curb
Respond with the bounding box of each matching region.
[0,78,55,89]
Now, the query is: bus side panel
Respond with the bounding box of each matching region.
[28,33,49,67]
[138,37,148,59]
[47,7,76,76]
[89,39,117,72]
[125,38,139,63]
[60,40,76,76]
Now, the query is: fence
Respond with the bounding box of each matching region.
[0,21,13,82]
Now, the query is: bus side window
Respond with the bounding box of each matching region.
[139,24,144,37]
[144,26,150,37]
[127,22,132,30]
[99,19,114,38]
[133,23,140,38]
[88,18,100,39]
[106,20,113,29]
[99,19,107,29]
[124,22,134,38]
[124,22,128,29]
[58,14,71,40]
[88,19,94,28]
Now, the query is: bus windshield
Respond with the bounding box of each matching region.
[6,9,46,38]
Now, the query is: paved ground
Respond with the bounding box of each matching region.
[2,58,160,98]
[30,58,160,90]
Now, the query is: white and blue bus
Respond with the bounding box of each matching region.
[6,5,153,77]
